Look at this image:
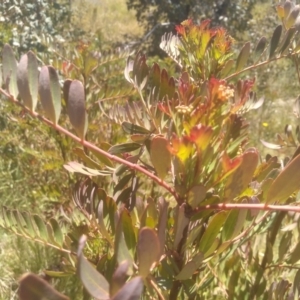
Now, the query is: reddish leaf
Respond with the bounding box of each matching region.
[18,273,69,300]
[168,135,193,163]
[77,236,110,299]
[111,277,143,300]
[67,80,88,139]
[110,261,129,297]
[188,124,213,151]
[39,66,61,124]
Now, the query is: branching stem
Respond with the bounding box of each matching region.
[1,89,181,203]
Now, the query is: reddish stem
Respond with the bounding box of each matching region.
[1,89,181,203]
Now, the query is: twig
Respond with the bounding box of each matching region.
[149,277,165,300]
[1,88,181,204]
[224,52,297,81]
[2,226,77,256]
[265,264,300,270]
[192,203,300,214]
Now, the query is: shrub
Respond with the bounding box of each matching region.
[2,1,300,299]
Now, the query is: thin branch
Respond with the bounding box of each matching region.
[2,226,77,256]
[149,277,166,300]
[224,52,297,81]
[1,89,181,204]
[192,203,300,214]
[231,212,270,243]
[266,264,300,270]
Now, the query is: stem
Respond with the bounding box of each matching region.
[192,203,300,214]
[1,89,181,203]
[149,277,165,300]
[3,226,76,256]
[266,264,300,270]
[169,222,189,299]
[224,52,295,81]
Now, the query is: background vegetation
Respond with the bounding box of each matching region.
[1,0,300,299]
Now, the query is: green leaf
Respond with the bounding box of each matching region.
[64,161,112,176]
[122,121,151,134]
[224,148,259,202]
[39,66,61,124]
[18,273,69,300]
[222,208,247,241]
[97,195,115,245]
[111,277,143,300]
[17,51,38,111]
[278,27,296,54]
[63,79,72,106]
[122,209,136,254]
[108,142,142,155]
[286,6,300,29]
[236,42,250,72]
[150,136,171,180]
[289,241,300,264]
[293,269,300,295]
[21,211,37,238]
[115,211,134,275]
[284,1,293,18]
[2,44,18,98]
[266,153,300,203]
[73,147,102,170]
[77,235,110,299]
[173,204,189,250]
[220,59,234,77]
[49,218,64,246]
[67,80,88,139]
[176,253,203,280]
[137,227,160,278]
[133,53,149,91]
[114,173,133,194]
[254,37,267,61]
[269,25,282,59]
[33,215,48,241]
[90,143,114,167]
[199,211,228,255]
[188,185,207,208]
[157,197,169,257]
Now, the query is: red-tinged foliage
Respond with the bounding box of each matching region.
[187,124,213,152]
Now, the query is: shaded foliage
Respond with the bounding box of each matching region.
[126,0,261,55]
[0,0,79,54]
